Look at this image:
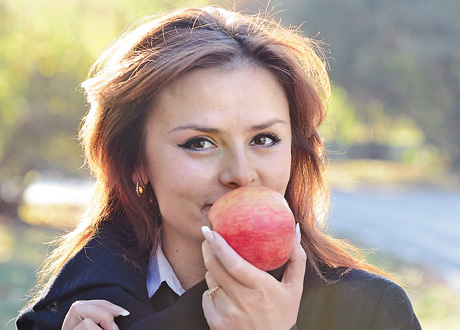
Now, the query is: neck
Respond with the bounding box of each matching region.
[161,226,207,290]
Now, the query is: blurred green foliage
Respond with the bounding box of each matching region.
[1,0,459,209]
[0,0,205,207]
[226,0,460,172]
[320,87,450,182]
[0,221,64,329]
[275,0,460,170]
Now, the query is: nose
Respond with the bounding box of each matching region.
[219,148,257,189]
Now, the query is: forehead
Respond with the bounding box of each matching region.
[147,65,290,130]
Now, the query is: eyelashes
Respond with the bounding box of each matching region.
[178,137,216,151]
[250,132,281,147]
[178,132,282,151]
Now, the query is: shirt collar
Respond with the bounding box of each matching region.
[146,235,185,298]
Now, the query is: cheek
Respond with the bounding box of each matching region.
[264,146,292,194]
[148,152,214,200]
[279,152,292,190]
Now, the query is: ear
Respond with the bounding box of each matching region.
[131,165,149,187]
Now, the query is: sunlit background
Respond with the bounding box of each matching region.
[1,0,459,329]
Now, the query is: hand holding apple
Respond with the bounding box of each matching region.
[208,186,295,271]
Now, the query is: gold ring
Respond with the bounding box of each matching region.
[207,285,220,299]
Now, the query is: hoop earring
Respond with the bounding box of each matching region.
[136,179,144,197]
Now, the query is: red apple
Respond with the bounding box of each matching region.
[208,186,295,271]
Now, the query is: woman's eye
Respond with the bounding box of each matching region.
[250,133,281,147]
[179,138,216,151]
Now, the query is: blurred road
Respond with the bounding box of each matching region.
[23,181,460,291]
[329,188,460,292]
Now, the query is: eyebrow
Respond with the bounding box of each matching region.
[250,118,288,131]
[168,118,288,134]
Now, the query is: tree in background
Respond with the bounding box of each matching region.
[288,0,460,169]
[2,0,460,216]
[0,0,205,215]
[224,0,460,171]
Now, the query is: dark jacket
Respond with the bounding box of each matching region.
[17,223,421,330]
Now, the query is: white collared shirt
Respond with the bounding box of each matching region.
[146,242,185,298]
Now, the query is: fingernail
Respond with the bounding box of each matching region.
[201,226,214,243]
[111,305,130,316]
[118,309,130,317]
[112,322,120,330]
[295,223,301,244]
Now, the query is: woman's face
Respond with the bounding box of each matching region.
[137,65,292,246]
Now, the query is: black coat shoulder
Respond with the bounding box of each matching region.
[17,224,421,330]
[16,223,209,330]
[298,268,421,330]
[16,224,151,329]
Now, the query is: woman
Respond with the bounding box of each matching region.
[17,6,421,330]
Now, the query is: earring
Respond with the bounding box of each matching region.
[136,179,144,197]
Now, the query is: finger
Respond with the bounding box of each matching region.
[62,300,129,330]
[202,281,232,325]
[202,239,239,286]
[69,300,130,316]
[202,231,251,290]
[202,270,223,313]
[204,271,229,303]
[205,271,218,288]
[202,239,244,299]
[72,318,104,330]
[63,304,116,330]
[201,226,271,289]
[202,289,219,322]
[281,223,307,288]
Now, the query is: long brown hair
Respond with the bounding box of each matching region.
[32,6,385,303]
